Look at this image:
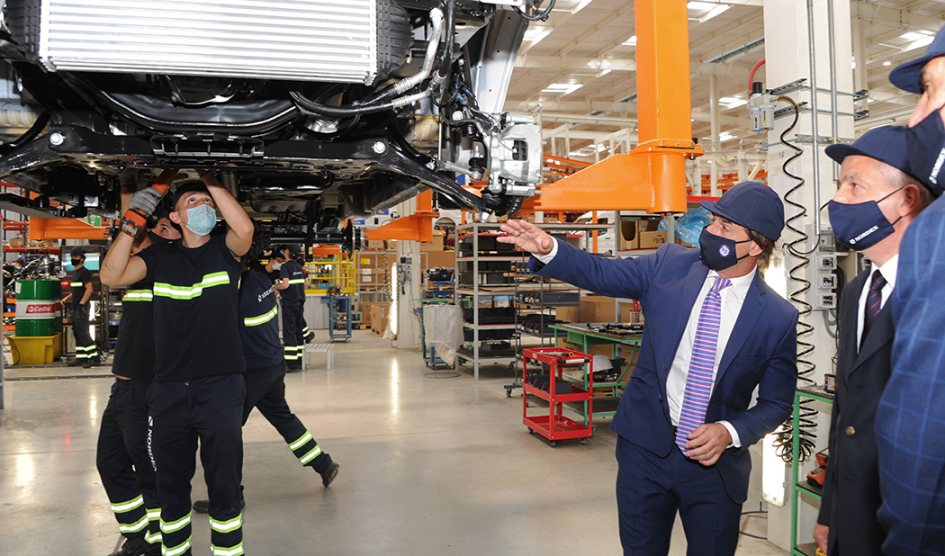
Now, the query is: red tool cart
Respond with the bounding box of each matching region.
[522,347,593,447]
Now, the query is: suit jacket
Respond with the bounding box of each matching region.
[533,240,798,503]
[817,269,891,556]
[876,195,945,556]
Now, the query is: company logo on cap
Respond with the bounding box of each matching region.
[719,245,730,257]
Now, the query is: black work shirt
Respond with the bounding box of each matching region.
[138,234,245,381]
[279,260,306,307]
[240,267,283,370]
[111,272,156,381]
[70,266,91,307]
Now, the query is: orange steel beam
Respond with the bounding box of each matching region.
[29,217,109,240]
[364,190,438,242]
[526,0,701,214]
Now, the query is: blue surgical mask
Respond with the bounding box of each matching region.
[827,187,902,250]
[272,262,282,270]
[699,228,751,271]
[184,204,217,236]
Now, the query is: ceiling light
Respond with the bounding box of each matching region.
[622,35,637,46]
[883,60,891,66]
[524,27,553,46]
[900,31,930,42]
[699,5,730,22]
[688,1,719,10]
[542,83,584,95]
[718,132,736,142]
[719,96,747,109]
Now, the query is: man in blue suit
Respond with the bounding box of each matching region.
[872,26,945,556]
[499,181,798,556]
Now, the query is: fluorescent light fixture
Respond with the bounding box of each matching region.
[622,35,637,46]
[718,131,736,142]
[524,27,553,46]
[390,262,398,336]
[900,31,930,42]
[687,1,719,10]
[883,60,891,66]
[700,5,730,22]
[762,432,787,507]
[719,96,747,109]
[542,82,583,95]
[899,30,935,53]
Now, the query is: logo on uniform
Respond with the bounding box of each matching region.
[719,245,730,257]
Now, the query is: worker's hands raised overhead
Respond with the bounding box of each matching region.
[497,220,554,256]
[128,186,165,216]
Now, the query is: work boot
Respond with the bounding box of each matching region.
[304,330,315,344]
[321,462,340,488]
[67,357,83,367]
[107,536,147,556]
[193,485,245,514]
[82,358,92,369]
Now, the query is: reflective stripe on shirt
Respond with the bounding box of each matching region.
[70,282,84,287]
[123,289,153,302]
[243,305,278,327]
[287,278,305,285]
[153,272,231,300]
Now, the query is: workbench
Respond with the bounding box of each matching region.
[549,323,643,423]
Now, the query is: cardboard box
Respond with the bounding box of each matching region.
[363,302,390,328]
[419,230,445,252]
[619,219,663,250]
[423,250,455,270]
[366,240,387,250]
[370,304,390,333]
[9,237,22,247]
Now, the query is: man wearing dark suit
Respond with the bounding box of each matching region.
[872,27,945,556]
[811,126,931,556]
[499,181,798,556]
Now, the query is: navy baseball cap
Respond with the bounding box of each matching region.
[825,125,930,190]
[287,244,304,255]
[700,181,785,241]
[889,26,945,94]
[172,181,210,211]
[70,246,86,258]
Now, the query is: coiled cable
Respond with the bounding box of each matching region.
[771,95,818,463]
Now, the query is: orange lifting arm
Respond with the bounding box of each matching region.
[526,0,701,214]
[28,217,110,240]
[365,190,439,242]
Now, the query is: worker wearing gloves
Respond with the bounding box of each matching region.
[100,171,254,556]
[811,126,931,556]
[62,246,100,368]
[279,244,308,370]
[499,181,798,556]
[96,210,181,556]
[192,250,340,514]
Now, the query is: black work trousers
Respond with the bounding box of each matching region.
[72,302,99,360]
[147,373,245,556]
[281,304,305,367]
[244,361,333,474]
[96,379,161,555]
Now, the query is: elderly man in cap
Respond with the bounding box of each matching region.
[869,26,945,556]
[62,245,100,367]
[811,126,931,556]
[498,181,798,556]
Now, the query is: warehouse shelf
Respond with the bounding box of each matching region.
[791,386,834,556]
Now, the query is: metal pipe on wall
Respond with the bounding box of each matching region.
[827,0,839,182]
[806,0,822,234]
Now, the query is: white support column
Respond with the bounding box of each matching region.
[709,75,721,197]
[738,148,749,183]
[393,197,421,350]
[852,15,868,114]
[762,0,854,550]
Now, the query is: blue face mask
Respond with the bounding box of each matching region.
[272,262,282,270]
[827,187,902,250]
[184,204,217,236]
[699,228,751,271]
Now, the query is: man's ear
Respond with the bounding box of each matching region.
[748,240,764,258]
[901,183,925,217]
[169,210,182,225]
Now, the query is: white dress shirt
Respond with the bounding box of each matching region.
[535,239,755,448]
[667,269,755,448]
[856,255,898,352]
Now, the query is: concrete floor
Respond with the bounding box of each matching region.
[0,330,786,555]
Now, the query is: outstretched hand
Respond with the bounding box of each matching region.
[497,220,555,256]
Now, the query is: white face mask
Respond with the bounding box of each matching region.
[272,262,282,270]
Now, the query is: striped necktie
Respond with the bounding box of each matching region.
[676,276,731,455]
[861,269,887,346]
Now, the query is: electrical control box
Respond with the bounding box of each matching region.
[819,273,837,289]
[749,93,775,132]
[816,293,837,310]
[817,253,837,271]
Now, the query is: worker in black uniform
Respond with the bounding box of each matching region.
[97,211,181,556]
[192,252,340,513]
[62,246,99,368]
[100,171,255,556]
[279,244,307,370]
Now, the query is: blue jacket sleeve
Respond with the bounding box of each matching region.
[529,238,672,301]
[724,309,798,449]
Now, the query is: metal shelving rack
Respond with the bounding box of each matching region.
[790,386,833,556]
[454,222,613,380]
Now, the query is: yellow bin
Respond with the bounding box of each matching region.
[8,333,62,365]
